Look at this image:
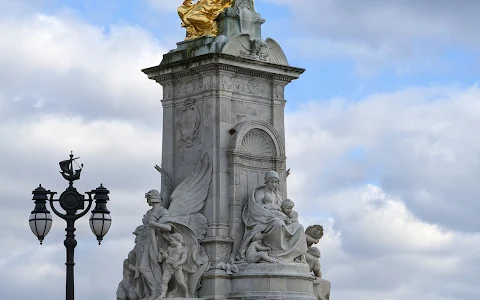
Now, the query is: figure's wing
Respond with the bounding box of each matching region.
[221,34,251,55]
[265,37,289,65]
[154,164,173,209]
[168,153,213,216]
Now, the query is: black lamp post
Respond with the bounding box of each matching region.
[29,152,112,300]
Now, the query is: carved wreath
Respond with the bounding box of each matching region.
[177,98,201,148]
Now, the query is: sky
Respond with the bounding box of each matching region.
[1,0,479,299]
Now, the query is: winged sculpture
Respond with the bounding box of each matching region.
[117,153,213,300]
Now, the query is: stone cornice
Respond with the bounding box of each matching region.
[142,53,305,84]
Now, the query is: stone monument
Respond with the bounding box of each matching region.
[117,1,331,299]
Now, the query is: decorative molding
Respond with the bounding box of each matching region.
[201,236,234,268]
[240,129,274,156]
[274,84,284,99]
[220,75,269,97]
[142,53,305,84]
[163,83,173,99]
[229,120,285,157]
[175,79,203,97]
[203,74,216,90]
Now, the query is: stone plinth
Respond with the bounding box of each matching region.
[228,263,317,300]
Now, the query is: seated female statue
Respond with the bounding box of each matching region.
[237,170,307,263]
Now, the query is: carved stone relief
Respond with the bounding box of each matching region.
[175,79,203,97]
[222,35,289,66]
[176,98,201,148]
[220,75,269,97]
[274,84,284,99]
[239,38,269,62]
[203,74,216,90]
[240,129,274,156]
[208,242,231,265]
[163,83,173,99]
[221,74,233,90]
[234,0,257,35]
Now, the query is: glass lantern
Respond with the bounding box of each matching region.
[30,185,53,244]
[89,184,111,244]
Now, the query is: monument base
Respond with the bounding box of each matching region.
[228,263,317,300]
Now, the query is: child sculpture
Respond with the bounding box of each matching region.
[281,199,298,223]
[159,233,189,298]
[262,193,282,211]
[116,250,139,300]
[246,232,278,263]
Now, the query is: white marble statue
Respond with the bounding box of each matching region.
[234,0,257,35]
[237,170,307,263]
[281,199,298,224]
[159,233,189,298]
[121,153,212,300]
[305,225,331,300]
[117,250,139,300]
[262,192,281,211]
[245,232,278,263]
[217,258,239,275]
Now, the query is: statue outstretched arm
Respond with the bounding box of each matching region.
[148,220,172,232]
[255,243,271,251]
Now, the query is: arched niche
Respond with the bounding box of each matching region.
[227,120,287,257]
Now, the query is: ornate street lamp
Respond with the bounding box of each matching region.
[29,152,111,300]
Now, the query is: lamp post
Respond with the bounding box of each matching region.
[29,152,112,300]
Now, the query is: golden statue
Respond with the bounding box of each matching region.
[178,0,234,40]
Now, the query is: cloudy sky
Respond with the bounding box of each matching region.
[1,0,479,299]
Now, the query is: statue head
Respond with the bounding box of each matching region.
[132,226,142,243]
[145,189,162,204]
[281,198,294,208]
[281,199,294,214]
[305,225,324,240]
[264,170,280,190]
[170,232,184,245]
[127,249,136,263]
[264,170,279,182]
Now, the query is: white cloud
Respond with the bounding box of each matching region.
[146,0,181,12]
[1,2,480,300]
[329,184,454,253]
[0,10,166,124]
[283,84,480,298]
[286,84,480,231]
[303,184,479,299]
[263,0,480,74]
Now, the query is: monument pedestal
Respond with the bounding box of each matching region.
[199,263,317,300]
[117,2,331,299]
[229,263,317,300]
